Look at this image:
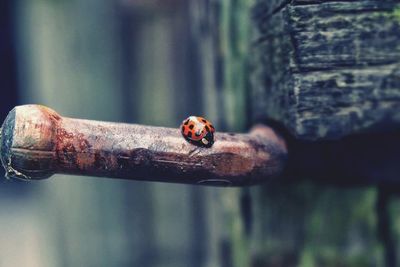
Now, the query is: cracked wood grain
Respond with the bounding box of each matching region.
[252,0,400,140]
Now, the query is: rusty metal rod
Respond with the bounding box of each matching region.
[0,105,287,186]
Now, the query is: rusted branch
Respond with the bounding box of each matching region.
[0,105,287,186]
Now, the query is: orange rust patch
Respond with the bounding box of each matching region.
[38,105,62,122]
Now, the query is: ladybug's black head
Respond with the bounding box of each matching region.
[201,131,214,148]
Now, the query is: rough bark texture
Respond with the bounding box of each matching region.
[252,0,400,140]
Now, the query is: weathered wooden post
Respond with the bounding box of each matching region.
[189,0,400,266]
[248,1,400,266]
[252,0,400,140]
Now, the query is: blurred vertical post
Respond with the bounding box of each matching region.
[117,1,208,266]
[189,0,256,266]
[0,0,18,116]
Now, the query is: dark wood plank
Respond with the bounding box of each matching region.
[252,0,400,140]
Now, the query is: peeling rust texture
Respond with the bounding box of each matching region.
[0,105,288,186]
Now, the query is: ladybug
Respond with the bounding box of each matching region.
[180,116,215,148]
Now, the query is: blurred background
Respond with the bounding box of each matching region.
[0,0,398,267]
[0,0,246,266]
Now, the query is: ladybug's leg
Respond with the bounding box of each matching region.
[188,146,201,157]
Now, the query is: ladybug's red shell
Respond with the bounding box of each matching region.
[181,116,215,147]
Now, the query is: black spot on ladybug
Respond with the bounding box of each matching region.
[187,132,192,138]
[189,124,194,130]
[202,119,207,123]
[184,119,189,125]
[205,126,210,131]
[210,124,214,129]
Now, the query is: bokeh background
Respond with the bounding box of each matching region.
[0,1,218,266]
[1,0,250,266]
[0,0,399,267]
